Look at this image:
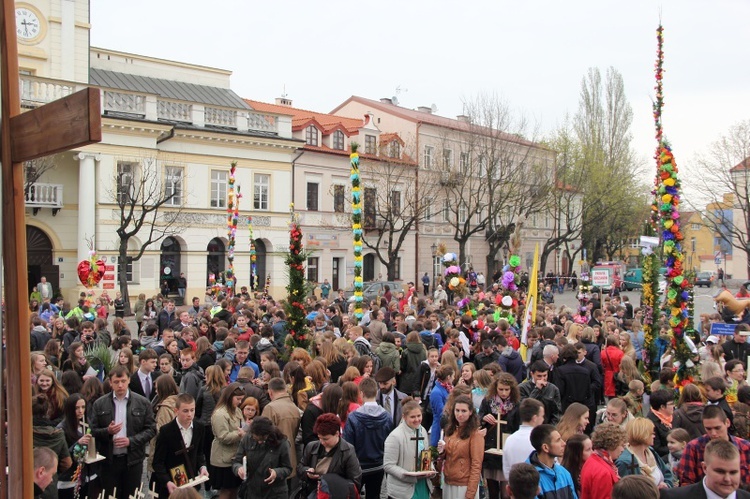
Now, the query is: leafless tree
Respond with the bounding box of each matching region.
[23,155,57,196]
[689,120,750,278]
[110,157,187,313]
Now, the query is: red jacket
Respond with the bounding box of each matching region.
[601,346,624,397]
[580,452,619,499]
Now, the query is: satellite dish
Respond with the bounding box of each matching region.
[391,95,399,106]
[431,103,438,113]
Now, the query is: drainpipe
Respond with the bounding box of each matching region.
[415,122,421,285]
[291,149,305,212]
[156,126,176,144]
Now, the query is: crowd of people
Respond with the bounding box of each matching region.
[26,277,750,499]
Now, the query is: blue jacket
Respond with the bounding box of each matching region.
[342,402,392,472]
[429,382,450,446]
[497,347,526,383]
[527,451,578,499]
[229,358,259,381]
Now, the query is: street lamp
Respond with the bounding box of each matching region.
[431,242,438,287]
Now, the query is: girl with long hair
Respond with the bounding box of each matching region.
[31,351,49,384]
[319,340,347,384]
[301,383,343,447]
[479,373,521,499]
[57,394,100,498]
[440,350,461,386]
[338,381,361,427]
[61,342,94,383]
[561,433,592,495]
[147,374,180,473]
[196,364,227,493]
[232,416,292,498]
[284,360,316,410]
[117,347,136,375]
[35,368,68,424]
[211,383,246,499]
[437,395,484,499]
[457,362,476,387]
[305,358,329,393]
[557,402,591,442]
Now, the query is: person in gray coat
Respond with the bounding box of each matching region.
[232,417,292,499]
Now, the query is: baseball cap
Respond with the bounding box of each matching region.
[706,335,719,344]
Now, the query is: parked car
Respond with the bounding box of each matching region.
[344,281,404,304]
[623,269,643,291]
[695,271,715,288]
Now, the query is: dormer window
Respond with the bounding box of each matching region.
[306,125,319,146]
[333,130,345,150]
[388,141,401,159]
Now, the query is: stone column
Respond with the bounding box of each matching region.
[76,153,100,262]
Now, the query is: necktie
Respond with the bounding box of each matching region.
[144,375,151,399]
[384,393,391,416]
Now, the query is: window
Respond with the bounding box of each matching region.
[305,125,318,146]
[333,130,345,150]
[459,152,470,175]
[365,135,377,155]
[254,173,270,210]
[459,203,468,224]
[333,185,345,213]
[364,188,377,227]
[443,148,453,169]
[478,155,487,178]
[531,213,538,227]
[117,256,137,284]
[390,190,401,215]
[307,257,319,283]
[388,141,401,159]
[210,170,227,208]
[475,206,483,224]
[425,203,432,221]
[393,257,401,280]
[442,199,450,222]
[164,166,183,206]
[691,237,696,252]
[116,161,135,205]
[424,145,434,168]
[691,223,701,231]
[306,182,319,211]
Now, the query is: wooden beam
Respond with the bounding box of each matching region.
[10,87,101,163]
[0,0,33,497]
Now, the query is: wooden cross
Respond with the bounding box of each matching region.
[485,418,508,456]
[128,484,146,499]
[175,442,196,479]
[410,427,425,472]
[146,482,160,499]
[0,1,101,496]
[79,420,97,461]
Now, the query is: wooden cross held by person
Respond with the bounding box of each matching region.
[485,418,508,455]
[410,427,425,471]
[0,0,101,496]
[175,443,196,481]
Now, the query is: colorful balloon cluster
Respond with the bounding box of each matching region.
[652,23,692,375]
[225,161,241,295]
[249,216,258,291]
[351,144,364,319]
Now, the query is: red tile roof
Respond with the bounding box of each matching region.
[245,99,363,136]
[331,96,550,151]
[730,158,750,172]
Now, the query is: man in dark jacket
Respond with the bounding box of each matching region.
[556,344,602,433]
[647,389,675,461]
[375,367,407,430]
[722,324,750,362]
[343,378,391,499]
[178,348,205,400]
[519,361,562,425]
[475,340,501,369]
[30,318,51,352]
[496,336,526,383]
[129,348,161,401]
[157,300,176,335]
[90,366,156,498]
[236,366,270,413]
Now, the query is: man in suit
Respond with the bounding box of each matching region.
[37,276,54,302]
[661,439,750,498]
[128,348,160,401]
[375,367,407,431]
[90,365,156,499]
[152,393,209,497]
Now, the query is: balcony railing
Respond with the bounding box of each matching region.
[19,75,289,137]
[25,183,63,212]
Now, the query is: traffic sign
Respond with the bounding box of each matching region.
[710,322,739,336]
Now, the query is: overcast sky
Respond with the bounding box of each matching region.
[91,0,750,192]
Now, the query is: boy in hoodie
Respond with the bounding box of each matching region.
[342,377,391,499]
[178,348,205,400]
[30,317,52,352]
[495,335,526,383]
[526,424,578,499]
[349,326,372,357]
[139,323,160,351]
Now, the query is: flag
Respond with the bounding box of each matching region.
[519,244,539,363]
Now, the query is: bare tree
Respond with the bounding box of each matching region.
[23,155,57,196]
[689,120,750,278]
[361,146,430,280]
[111,157,186,313]
[438,93,553,274]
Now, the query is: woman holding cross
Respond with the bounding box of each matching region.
[383,398,435,499]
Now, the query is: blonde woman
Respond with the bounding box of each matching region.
[567,323,584,344]
[619,333,636,362]
[615,417,673,489]
[440,350,461,386]
[211,383,246,499]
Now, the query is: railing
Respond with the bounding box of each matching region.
[205,107,237,128]
[247,111,277,132]
[158,100,192,122]
[25,183,63,208]
[19,75,78,107]
[103,90,146,116]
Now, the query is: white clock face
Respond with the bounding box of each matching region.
[16,7,41,41]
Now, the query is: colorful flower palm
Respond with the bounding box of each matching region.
[226,161,240,296]
[351,144,364,320]
[284,206,310,353]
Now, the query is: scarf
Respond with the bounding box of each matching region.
[439,378,454,393]
[489,396,515,417]
[629,446,657,477]
[594,449,620,477]
[651,408,673,429]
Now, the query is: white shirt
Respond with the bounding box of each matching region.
[503,424,535,477]
[178,421,194,449]
[112,390,129,455]
[703,477,736,499]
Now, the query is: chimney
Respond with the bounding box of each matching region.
[457,114,471,123]
[417,106,432,114]
[275,96,293,106]
[380,97,393,104]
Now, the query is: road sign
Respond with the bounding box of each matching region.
[591,268,611,287]
[710,322,739,336]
